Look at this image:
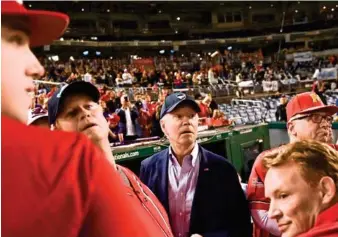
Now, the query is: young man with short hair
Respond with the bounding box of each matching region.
[264,140,338,237]
[2,1,166,236]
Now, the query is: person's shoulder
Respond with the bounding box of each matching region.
[201,147,234,168]
[253,145,286,168]
[141,148,169,167]
[3,116,98,163]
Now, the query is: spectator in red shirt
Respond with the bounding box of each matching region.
[264,140,338,237]
[48,81,173,237]
[2,2,171,237]
[198,94,212,118]
[247,92,338,237]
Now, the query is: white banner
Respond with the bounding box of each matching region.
[293,51,312,62]
[262,81,279,92]
[317,68,338,80]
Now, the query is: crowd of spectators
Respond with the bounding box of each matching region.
[38,51,337,94]
[30,50,338,143]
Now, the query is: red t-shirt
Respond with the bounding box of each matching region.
[297,203,338,237]
[2,116,170,237]
[198,103,210,118]
[247,146,284,237]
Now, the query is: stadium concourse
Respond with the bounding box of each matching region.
[4,1,338,237]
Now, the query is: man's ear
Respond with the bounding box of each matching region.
[318,176,336,206]
[160,118,167,136]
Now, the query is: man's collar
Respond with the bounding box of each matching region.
[314,202,338,226]
[169,143,199,167]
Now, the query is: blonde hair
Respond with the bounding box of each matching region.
[263,140,338,190]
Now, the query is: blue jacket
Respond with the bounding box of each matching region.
[140,145,252,237]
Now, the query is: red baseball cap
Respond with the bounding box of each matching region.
[108,114,120,124]
[1,1,69,47]
[286,92,338,121]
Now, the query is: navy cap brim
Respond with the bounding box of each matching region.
[48,81,100,125]
[160,99,200,119]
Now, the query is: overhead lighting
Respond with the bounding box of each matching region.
[332,8,335,12]
[159,50,165,54]
[51,55,59,62]
[323,6,326,10]
[181,54,184,57]
[200,58,203,60]
[197,54,200,57]
[90,36,98,40]
[158,10,162,13]
[81,8,84,11]
[176,17,180,21]
[270,4,273,7]
[29,4,32,7]
[110,56,113,59]
[69,56,75,61]
[96,51,101,56]
[249,6,252,9]
[161,40,165,43]
[107,9,110,12]
[175,30,178,34]
[298,1,300,4]
[83,51,89,56]
[227,46,232,50]
[60,37,64,41]
[295,9,298,13]
[211,51,219,58]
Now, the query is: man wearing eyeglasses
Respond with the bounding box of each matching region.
[247,91,338,237]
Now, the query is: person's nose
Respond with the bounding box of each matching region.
[25,50,45,78]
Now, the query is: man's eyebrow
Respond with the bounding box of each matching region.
[1,16,31,36]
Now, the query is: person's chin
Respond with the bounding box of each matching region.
[282,227,300,237]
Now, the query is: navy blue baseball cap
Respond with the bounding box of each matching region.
[160,92,201,119]
[48,81,100,125]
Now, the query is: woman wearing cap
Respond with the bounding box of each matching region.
[2,2,166,237]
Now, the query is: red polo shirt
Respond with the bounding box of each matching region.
[297,203,338,237]
[2,116,168,237]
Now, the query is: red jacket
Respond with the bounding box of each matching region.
[118,165,173,237]
[1,116,169,237]
[297,203,338,237]
[247,146,284,237]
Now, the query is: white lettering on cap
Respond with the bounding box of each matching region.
[177,93,186,100]
[16,0,23,5]
[57,84,69,98]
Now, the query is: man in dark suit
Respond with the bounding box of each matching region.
[140,92,252,237]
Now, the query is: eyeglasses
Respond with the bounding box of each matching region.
[292,114,333,124]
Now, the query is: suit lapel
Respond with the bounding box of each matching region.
[157,150,170,214]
